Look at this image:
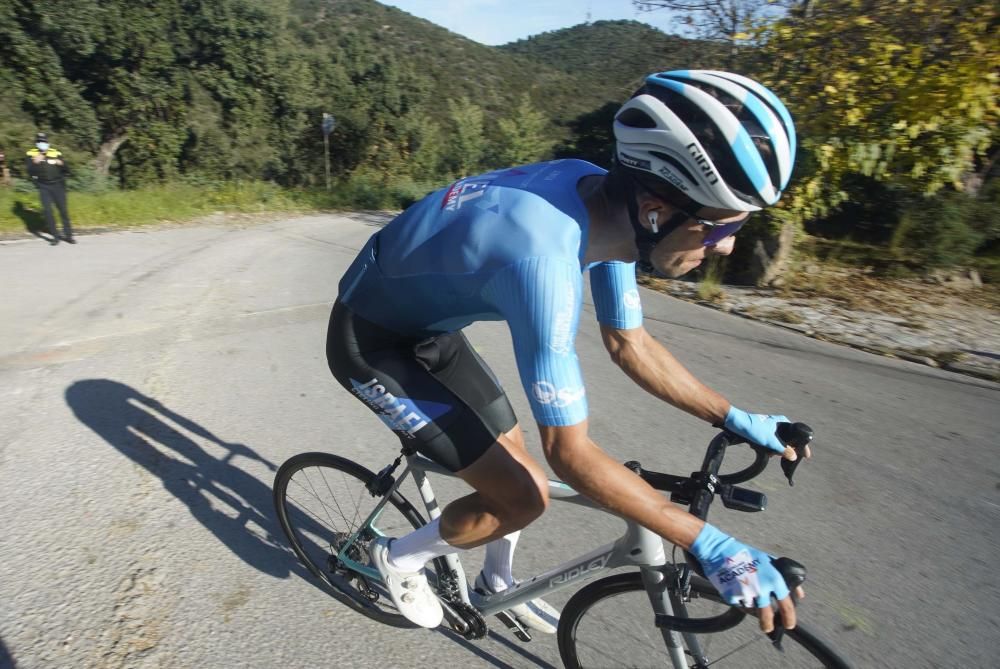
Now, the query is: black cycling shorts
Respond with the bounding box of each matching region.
[326,300,518,472]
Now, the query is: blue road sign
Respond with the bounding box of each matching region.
[322,113,336,136]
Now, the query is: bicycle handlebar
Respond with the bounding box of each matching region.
[637,422,817,646]
[631,422,814,512]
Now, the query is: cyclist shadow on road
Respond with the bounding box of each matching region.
[66,379,300,579]
[0,636,16,669]
[66,379,555,668]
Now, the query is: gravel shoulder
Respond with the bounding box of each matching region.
[641,267,1000,382]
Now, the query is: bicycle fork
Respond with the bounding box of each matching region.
[640,566,707,668]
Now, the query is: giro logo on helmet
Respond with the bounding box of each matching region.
[686,143,719,185]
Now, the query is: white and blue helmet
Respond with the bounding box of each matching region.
[613,70,797,212]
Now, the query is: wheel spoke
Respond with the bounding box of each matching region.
[287,477,350,526]
[305,467,349,531]
[284,491,343,535]
[274,455,428,629]
[321,466,359,531]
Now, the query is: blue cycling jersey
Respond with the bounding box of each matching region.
[338,159,644,426]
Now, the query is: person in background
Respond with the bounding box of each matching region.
[26,132,75,245]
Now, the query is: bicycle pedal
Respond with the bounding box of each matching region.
[495,610,532,642]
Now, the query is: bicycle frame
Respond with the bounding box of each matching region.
[336,451,696,667]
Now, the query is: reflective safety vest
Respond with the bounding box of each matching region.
[26,147,67,184]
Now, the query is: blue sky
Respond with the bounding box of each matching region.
[379,0,681,46]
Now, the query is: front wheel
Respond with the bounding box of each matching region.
[273,452,427,628]
[558,571,852,669]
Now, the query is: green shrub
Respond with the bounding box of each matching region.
[0,173,449,235]
[891,192,985,268]
[965,179,1000,245]
[807,174,906,244]
[971,253,1000,284]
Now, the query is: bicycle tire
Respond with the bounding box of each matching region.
[273,452,428,628]
[558,571,852,669]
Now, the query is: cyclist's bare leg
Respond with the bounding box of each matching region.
[385,423,547,574]
[440,423,550,549]
[443,423,561,634]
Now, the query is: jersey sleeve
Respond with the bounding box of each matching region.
[482,257,587,427]
[589,261,643,330]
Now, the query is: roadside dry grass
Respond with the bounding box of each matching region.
[695,257,727,303]
[639,263,1000,382]
[776,265,1000,314]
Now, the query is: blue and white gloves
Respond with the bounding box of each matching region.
[724,406,791,457]
[690,523,790,608]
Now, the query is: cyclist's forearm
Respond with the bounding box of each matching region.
[602,325,728,424]
[541,424,704,549]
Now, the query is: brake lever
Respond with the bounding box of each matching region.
[776,422,814,486]
[766,557,808,649]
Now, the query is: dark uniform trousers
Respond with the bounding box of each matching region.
[38,181,73,239]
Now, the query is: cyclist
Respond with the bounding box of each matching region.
[327,70,806,633]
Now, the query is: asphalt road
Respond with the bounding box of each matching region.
[1,214,997,668]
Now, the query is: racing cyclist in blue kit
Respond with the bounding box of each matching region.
[326,70,808,634]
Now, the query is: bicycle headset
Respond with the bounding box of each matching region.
[609,70,797,263]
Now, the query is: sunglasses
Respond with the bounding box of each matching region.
[631,177,751,246]
[699,212,752,247]
[661,196,751,247]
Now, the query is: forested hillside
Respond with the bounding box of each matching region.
[0,0,691,189]
[0,0,996,281]
[502,20,721,94]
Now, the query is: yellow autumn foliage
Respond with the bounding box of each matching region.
[748,0,999,220]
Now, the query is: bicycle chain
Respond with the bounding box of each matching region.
[435,564,488,640]
[447,600,488,640]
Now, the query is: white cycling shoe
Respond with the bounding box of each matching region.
[471,572,560,634]
[369,537,443,628]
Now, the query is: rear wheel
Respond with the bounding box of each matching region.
[273,452,426,627]
[558,572,852,668]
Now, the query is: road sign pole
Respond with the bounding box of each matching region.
[324,133,330,191]
[321,112,335,191]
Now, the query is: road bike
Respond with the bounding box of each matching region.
[273,424,853,668]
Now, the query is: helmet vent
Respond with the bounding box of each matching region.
[636,80,763,204]
[616,107,657,129]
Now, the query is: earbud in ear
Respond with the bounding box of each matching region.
[648,211,659,234]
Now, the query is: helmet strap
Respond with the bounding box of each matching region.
[622,170,689,267]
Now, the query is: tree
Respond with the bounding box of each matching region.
[446,97,487,177]
[555,102,619,167]
[494,94,556,166]
[752,0,1000,221]
[404,115,446,179]
[0,0,101,147]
